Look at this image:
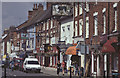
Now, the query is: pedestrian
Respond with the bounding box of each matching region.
[61,60,65,76]
[57,60,61,76]
[11,60,14,71]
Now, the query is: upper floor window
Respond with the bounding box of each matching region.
[79,19,83,36]
[86,17,89,38]
[93,12,98,36]
[75,21,78,36]
[67,25,70,31]
[85,2,89,12]
[43,22,45,30]
[51,19,53,28]
[75,3,78,17]
[79,3,82,15]
[102,8,106,34]
[62,27,65,32]
[47,20,49,30]
[113,3,118,32]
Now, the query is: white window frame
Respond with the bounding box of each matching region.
[75,3,78,17]
[75,21,78,36]
[103,13,106,34]
[113,8,117,32]
[93,12,98,36]
[85,2,89,12]
[43,22,45,30]
[86,17,89,38]
[51,19,53,29]
[79,3,82,15]
[47,20,49,30]
[79,19,83,36]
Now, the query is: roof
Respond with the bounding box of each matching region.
[22,7,52,29]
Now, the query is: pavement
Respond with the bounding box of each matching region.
[41,66,69,76]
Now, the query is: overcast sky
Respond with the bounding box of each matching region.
[1,2,45,38]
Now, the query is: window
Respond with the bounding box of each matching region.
[93,12,98,36]
[75,3,78,17]
[113,3,117,32]
[43,22,45,30]
[103,12,106,34]
[75,21,78,36]
[79,3,82,15]
[67,25,70,31]
[86,17,89,38]
[85,2,89,12]
[47,20,49,30]
[113,8,117,32]
[51,19,53,28]
[79,19,83,36]
[32,39,34,48]
[62,27,65,32]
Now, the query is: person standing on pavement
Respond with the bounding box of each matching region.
[61,61,65,76]
[57,60,61,76]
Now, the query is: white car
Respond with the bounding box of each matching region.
[23,57,41,73]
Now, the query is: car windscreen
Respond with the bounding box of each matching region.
[28,61,39,64]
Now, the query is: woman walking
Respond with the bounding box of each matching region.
[61,61,65,76]
[57,60,61,76]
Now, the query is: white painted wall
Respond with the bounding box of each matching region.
[61,18,73,44]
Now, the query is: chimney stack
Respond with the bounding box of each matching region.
[28,10,33,19]
[47,2,52,9]
[38,3,43,11]
[32,3,38,16]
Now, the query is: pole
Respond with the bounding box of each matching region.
[70,66,72,78]
[83,2,86,77]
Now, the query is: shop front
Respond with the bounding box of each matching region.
[101,37,119,77]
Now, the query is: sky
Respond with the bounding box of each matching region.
[1,2,45,38]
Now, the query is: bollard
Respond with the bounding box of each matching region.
[4,61,6,78]
[70,66,72,78]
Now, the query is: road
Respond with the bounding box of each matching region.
[1,67,73,78]
[1,68,52,78]
[1,66,80,78]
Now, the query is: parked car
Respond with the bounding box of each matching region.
[23,57,41,73]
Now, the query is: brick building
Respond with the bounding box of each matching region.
[73,2,120,77]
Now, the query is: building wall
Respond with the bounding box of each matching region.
[61,17,73,44]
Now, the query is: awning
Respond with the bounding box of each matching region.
[102,40,116,53]
[65,46,79,55]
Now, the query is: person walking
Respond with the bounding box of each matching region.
[61,61,65,76]
[57,60,61,76]
[11,60,14,71]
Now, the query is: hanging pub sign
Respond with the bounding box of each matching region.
[52,3,73,16]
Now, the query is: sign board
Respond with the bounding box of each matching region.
[52,4,73,16]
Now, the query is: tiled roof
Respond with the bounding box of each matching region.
[22,7,52,29]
